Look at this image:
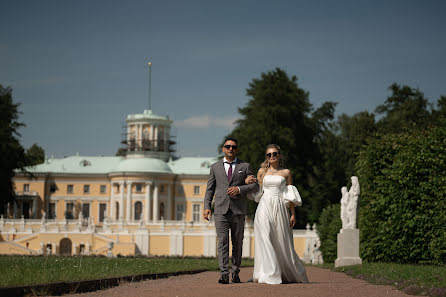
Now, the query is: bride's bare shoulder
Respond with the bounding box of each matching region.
[280,168,292,184]
[281,168,291,176]
[257,167,265,178]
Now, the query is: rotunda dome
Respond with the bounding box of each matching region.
[112,157,172,174]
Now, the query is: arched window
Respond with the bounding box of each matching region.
[159,202,165,220]
[143,130,150,150]
[59,238,72,256]
[134,201,142,220]
[129,132,136,151]
[115,202,119,220]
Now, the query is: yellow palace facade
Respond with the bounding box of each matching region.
[0,109,322,263]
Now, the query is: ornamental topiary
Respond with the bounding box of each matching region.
[356,125,446,265]
[317,203,342,263]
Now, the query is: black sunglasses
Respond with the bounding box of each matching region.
[266,152,279,158]
[223,145,238,149]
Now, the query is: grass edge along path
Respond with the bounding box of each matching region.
[0,256,254,287]
[330,263,446,297]
[0,268,208,297]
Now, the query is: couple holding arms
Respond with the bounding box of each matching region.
[203,137,309,285]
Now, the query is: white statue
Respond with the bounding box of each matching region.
[346,176,360,229]
[106,241,114,258]
[311,238,323,265]
[340,186,349,229]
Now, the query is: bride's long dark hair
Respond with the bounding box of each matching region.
[258,144,284,183]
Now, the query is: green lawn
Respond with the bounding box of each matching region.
[332,262,446,296]
[0,255,254,287]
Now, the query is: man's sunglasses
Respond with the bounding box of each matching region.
[266,152,279,158]
[223,145,238,150]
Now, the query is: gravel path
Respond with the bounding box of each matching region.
[69,266,410,297]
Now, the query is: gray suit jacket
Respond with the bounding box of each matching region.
[204,158,259,215]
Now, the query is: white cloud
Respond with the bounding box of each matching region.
[175,115,238,129]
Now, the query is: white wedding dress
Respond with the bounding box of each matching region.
[253,175,309,284]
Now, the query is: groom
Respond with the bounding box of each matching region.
[203,137,258,284]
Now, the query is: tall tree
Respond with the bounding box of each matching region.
[432,95,446,123]
[308,102,341,219]
[375,83,431,133]
[0,85,26,214]
[222,68,334,227]
[336,111,377,178]
[25,143,45,166]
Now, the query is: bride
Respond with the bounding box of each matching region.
[246,144,309,284]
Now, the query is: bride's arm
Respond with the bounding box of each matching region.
[289,201,296,227]
[284,169,296,227]
[284,169,292,185]
[246,168,264,202]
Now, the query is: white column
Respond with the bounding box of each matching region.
[153,182,159,221]
[32,199,37,219]
[126,182,132,222]
[167,183,172,220]
[154,125,158,150]
[145,182,152,222]
[13,202,18,219]
[119,182,125,220]
[164,127,169,152]
[138,124,143,149]
[127,125,131,143]
[150,125,155,149]
[136,124,140,149]
[109,182,115,220]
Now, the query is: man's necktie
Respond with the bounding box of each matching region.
[227,162,233,182]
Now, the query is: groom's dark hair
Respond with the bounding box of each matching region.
[223,137,238,145]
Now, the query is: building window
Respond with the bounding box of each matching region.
[50,184,56,193]
[67,185,73,194]
[65,203,74,219]
[23,184,30,192]
[83,185,90,194]
[100,185,106,194]
[160,185,165,193]
[48,203,56,219]
[116,184,120,193]
[82,203,90,218]
[22,201,30,219]
[192,204,201,222]
[115,202,119,220]
[176,204,184,221]
[79,244,86,254]
[159,202,165,220]
[177,186,184,195]
[99,203,106,222]
[194,186,200,195]
[135,184,142,192]
[134,201,142,220]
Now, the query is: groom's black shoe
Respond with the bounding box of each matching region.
[218,274,229,284]
[232,273,241,283]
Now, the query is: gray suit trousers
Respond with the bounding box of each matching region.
[214,211,245,276]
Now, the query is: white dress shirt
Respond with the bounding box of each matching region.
[223,157,240,192]
[223,157,238,176]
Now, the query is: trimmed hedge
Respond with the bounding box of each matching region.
[317,203,341,263]
[356,125,446,265]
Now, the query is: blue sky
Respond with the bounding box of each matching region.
[1,0,445,158]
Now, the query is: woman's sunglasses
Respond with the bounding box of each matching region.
[266,152,279,158]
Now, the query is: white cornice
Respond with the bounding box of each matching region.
[49,196,110,201]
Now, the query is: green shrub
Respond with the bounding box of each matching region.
[356,125,446,265]
[317,203,342,263]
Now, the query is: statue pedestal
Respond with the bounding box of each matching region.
[335,228,362,267]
